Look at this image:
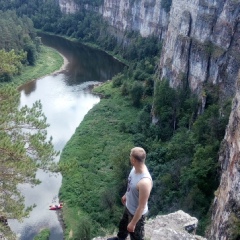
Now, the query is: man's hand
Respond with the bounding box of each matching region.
[127,222,135,232]
[121,194,126,205]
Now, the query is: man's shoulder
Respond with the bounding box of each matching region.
[138,177,152,189]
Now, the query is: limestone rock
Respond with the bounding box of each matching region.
[101,0,169,38]
[58,0,169,39]
[58,0,79,13]
[145,210,207,240]
[159,0,240,101]
[208,71,240,239]
[93,210,206,240]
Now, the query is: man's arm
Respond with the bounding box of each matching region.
[127,178,152,232]
[121,194,126,205]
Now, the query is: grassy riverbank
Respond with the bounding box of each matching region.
[59,82,141,239]
[12,45,64,86]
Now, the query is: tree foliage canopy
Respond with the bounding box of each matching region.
[0,49,26,82]
[0,10,40,82]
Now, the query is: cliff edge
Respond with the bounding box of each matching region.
[94,210,207,240]
[208,71,240,239]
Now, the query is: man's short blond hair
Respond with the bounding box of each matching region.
[130,147,146,163]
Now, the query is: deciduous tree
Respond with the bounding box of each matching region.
[0,49,26,82]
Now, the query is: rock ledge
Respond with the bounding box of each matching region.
[94,210,207,240]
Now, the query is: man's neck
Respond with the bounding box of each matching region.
[134,164,146,174]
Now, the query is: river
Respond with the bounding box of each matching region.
[8,33,125,240]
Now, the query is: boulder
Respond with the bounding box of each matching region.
[93,210,207,240]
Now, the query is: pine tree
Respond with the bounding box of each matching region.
[0,86,58,226]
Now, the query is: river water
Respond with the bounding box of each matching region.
[8,34,125,240]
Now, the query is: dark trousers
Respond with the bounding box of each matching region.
[117,207,146,240]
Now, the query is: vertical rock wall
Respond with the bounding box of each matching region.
[58,0,79,13]
[209,72,240,240]
[101,0,168,38]
[159,0,240,100]
[156,1,240,238]
[58,0,169,39]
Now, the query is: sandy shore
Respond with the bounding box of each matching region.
[51,52,69,75]
[18,49,69,91]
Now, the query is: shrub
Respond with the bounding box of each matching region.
[34,229,50,240]
[130,81,144,107]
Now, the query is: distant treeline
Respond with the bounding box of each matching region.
[0,10,40,82]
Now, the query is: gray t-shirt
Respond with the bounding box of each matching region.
[126,166,152,215]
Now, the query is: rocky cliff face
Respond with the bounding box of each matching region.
[159,0,240,100]
[101,0,169,38]
[58,0,169,38]
[58,0,79,13]
[208,71,240,240]
[158,1,240,238]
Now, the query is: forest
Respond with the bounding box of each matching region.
[0,10,40,82]
[0,0,232,239]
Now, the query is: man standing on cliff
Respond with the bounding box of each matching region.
[108,147,153,240]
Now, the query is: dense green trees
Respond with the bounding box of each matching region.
[135,81,230,232]
[0,10,40,82]
[111,72,230,233]
[0,49,26,82]
[130,81,144,107]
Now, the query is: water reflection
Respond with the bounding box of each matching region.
[9,74,101,240]
[18,80,37,95]
[19,74,101,151]
[8,34,124,240]
[9,170,63,240]
[39,33,125,85]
